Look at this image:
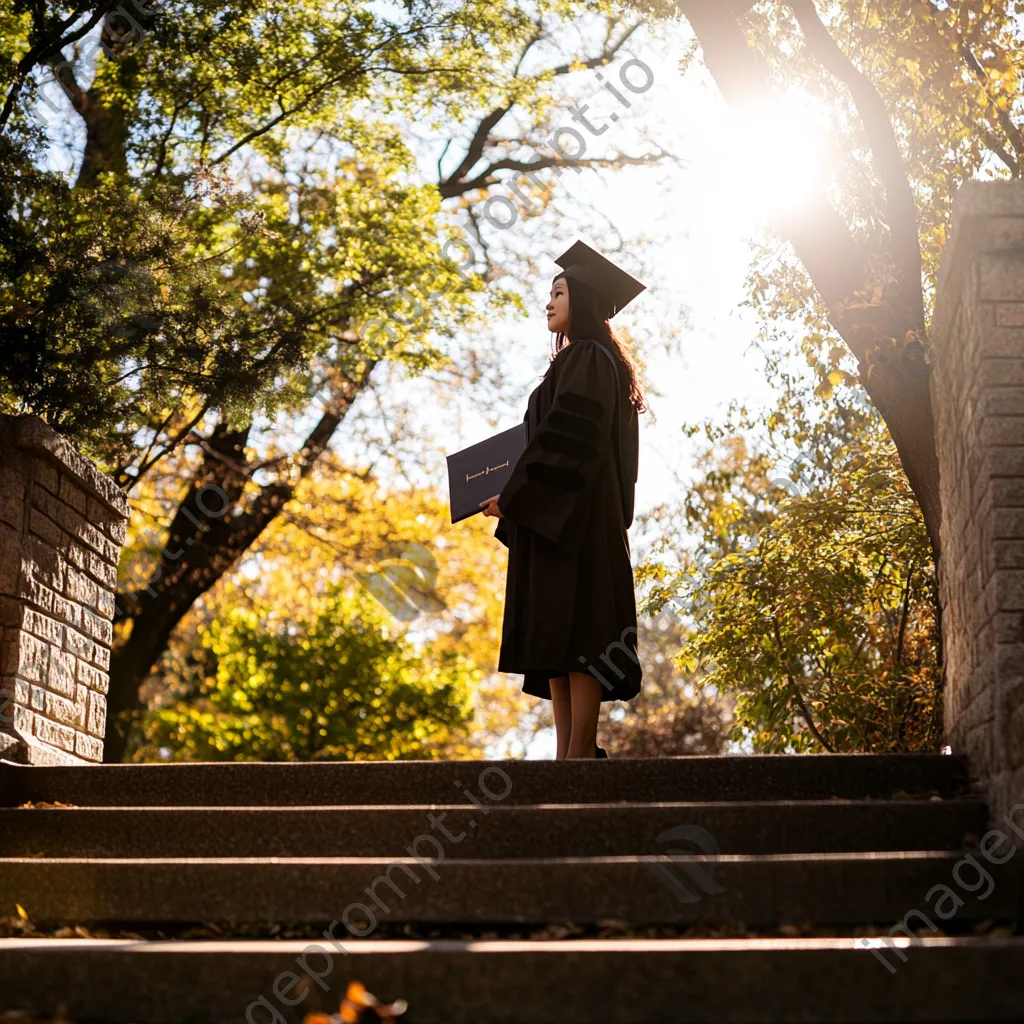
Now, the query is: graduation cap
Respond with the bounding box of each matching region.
[553,240,646,319]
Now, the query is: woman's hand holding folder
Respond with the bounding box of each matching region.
[479,494,504,518]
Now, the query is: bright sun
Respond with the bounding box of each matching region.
[700,96,832,236]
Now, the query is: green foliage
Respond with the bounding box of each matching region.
[0,0,583,467]
[740,0,1022,378]
[0,146,487,465]
[138,584,478,761]
[639,363,942,755]
[638,0,1024,752]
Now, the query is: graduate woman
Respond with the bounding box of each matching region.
[479,241,646,759]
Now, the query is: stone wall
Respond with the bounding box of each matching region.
[932,182,1024,820]
[0,416,128,765]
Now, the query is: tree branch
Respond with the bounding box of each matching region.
[930,0,1024,171]
[789,0,924,333]
[438,148,669,199]
[0,2,115,131]
[676,0,942,559]
[894,557,915,670]
[771,617,834,751]
[440,17,646,194]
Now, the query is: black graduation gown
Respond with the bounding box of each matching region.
[493,337,642,702]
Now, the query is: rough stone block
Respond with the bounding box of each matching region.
[21,607,63,647]
[978,327,1024,359]
[984,388,1024,415]
[993,611,1024,643]
[43,688,83,730]
[981,415,1024,447]
[86,549,117,590]
[24,535,65,594]
[993,541,1024,569]
[95,587,116,620]
[20,734,81,765]
[991,508,1024,539]
[977,359,1024,388]
[85,689,106,738]
[28,508,65,552]
[12,704,33,735]
[76,659,106,692]
[0,492,23,533]
[996,641,1024,671]
[105,516,128,546]
[995,304,1024,327]
[59,476,87,514]
[45,644,76,698]
[81,607,113,647]
[991,570,1024,611]
[26,684,45,713]
[53,502,118,562]
[52,593,82,630]
[17,575,55,616]
[4,631,46,683]
[87,496,129,545]
[55,502,88,545]
[66,542,87,572]
[91,644,110,671]
[30,482,62,522]
[34,714,76,753]
[65,564,97,608]
[32,459,59,495]
[74,731,103,762]
[991,478,1024,508]
[63,624,93,662]
[0,676,30,710]
[0,522,21,595]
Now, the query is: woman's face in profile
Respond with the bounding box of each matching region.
[547,276,571,335]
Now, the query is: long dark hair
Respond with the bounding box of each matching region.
[551,275,647,413]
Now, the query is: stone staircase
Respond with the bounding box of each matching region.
[0,753,1022,1022]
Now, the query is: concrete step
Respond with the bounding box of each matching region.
[0,799,990,858]
[1,936,1022,1023]
[0,753,974,807]
[3,851,1020,928]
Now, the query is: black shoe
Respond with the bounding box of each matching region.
[595,744,608,759]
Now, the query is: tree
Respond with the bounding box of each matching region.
[0,0,670,758]
[638,357,942,753]
[124,448,531,759]
[633,0,1024,557]
[139,584,477,762]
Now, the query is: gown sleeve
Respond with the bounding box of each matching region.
[496,340,618,547]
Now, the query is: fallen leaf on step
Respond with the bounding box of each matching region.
[303,980,408,1024]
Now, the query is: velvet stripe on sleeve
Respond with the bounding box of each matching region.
[497,340,618,546]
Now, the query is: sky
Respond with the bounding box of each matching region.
[33,14,823,523]
[380,31,831,756]
[269,21,828,758]
[378,25,830,536]
[33,13,830,759]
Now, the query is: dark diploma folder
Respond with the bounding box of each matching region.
[447,422,528,524]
